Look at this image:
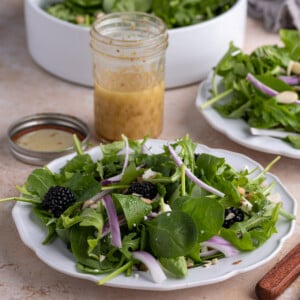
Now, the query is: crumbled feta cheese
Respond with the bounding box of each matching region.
[142,169,158,180]
[186,258,194,268]
[82,198,95,209]
[267,192,281,203]
[241,197,253,209]
[99,255,106,262]
[163,204,172,212]
[225,212,235,221]
[203,260,212,268]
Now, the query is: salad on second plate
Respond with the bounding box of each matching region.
[1,135,294,284]
[199,29,300,150]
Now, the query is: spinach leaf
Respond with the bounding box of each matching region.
[113,193,152,229]
[146,211,197,258]
[181,196,224,242]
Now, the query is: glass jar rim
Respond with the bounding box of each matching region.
[90,12,168,57]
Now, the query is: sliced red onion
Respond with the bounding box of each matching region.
[103,136,130,183]
[201,236,239,257]
[278,75,300,85]
[101,179,113,186]
[247,73,300,104]
[132,251,166,283]
[167,143,224,198]
[101,215,126,238]
[103,194,122,248]
[246,73,278,97]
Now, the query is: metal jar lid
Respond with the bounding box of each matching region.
[7,113,90,166]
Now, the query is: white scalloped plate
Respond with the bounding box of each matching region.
[12,140,296,290]
[196,77,300,159]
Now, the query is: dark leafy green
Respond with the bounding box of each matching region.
[44,0,237,28]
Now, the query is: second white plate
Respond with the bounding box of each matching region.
[196,77,300,159]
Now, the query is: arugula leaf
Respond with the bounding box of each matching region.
[61,154,97,176]
[33,207,57,244]
[280,29,300,60]
[70,225,102,268]
[25,168,56,199]
[64,173,101,201]
[79,207,104,255]
[119,232,140,259]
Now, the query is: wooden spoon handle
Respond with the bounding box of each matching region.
[255,243,300,300]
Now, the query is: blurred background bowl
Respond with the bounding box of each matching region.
[25,0,247,89]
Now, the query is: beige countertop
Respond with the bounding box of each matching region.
[1,1,300,299]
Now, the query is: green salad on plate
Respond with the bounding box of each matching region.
[199,29,300,150]
[1,135,294,284]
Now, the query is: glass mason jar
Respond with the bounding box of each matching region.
[90,12,168,142]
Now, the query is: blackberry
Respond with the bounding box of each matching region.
[42,186,76,217]
[126,181,157,199]
[223,207,244,228]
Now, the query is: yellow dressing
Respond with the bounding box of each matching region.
[94,71,164,142]
[15,128,74,152]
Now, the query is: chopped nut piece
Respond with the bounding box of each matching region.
[237,186,246,195]
[76,15,85,24]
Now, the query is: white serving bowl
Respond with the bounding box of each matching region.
[25,0,247,88]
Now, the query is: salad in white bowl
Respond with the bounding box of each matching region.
[24,0,246,88]
[44,0,237,28]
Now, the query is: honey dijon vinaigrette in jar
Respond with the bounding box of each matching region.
[90,12,168,142]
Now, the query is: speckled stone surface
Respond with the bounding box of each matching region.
[0,1,300,299]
